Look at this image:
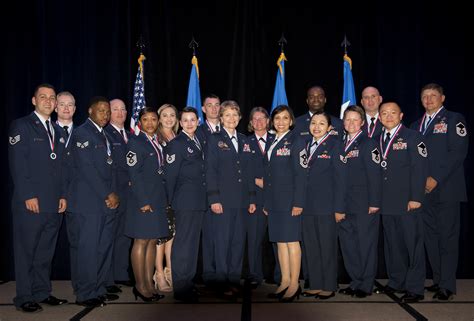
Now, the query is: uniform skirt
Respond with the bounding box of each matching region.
[125,206,170,239]
[268,210,301,242]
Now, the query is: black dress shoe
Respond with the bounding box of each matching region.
[76,298,105,308]
[40,295,68,306]
[115,280,134,287]
[17,301,43,313]
[249,280,260,289]
[316,292,335,300]
[401,292,424,303]
[354,289,371,298]
[433,289,454,301]
[99,293,119,302]
[267,287,288,299]
[302,291,319,297]
[338,287,356,296]
[425,284,440,293]
[106,285,122,293]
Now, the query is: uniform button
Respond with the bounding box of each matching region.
[384,177,387,181]
[237,161,240,164]
[238,170,241,173]
[268,183,271,186]
[238,179,242,182]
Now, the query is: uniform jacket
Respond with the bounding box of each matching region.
[362,117,383,138]
[164,131,207,211]
[343,132,382,213]
[263,130,308,211]
[67,119,117,214]
[410,108,468,202]
[206,130,256,209]
[8,112,66,212]
[376,125,428,215]
[126,132,168,213]
[247,132,275,206]
[104,124,130,197]
[304,134,347,215]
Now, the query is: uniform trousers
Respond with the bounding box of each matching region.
[423,192,460,293]
[244,206,267,283]
[302,215,338,292]
[71,210,116,301]
[338,212,380,293]
[201,209,216,284]
[382,211,425,295]
[212,208,246,285]
[171,210,204,296]
[110,200,131,283]
[12,205,62,307]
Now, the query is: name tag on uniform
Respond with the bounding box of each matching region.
[34,137,44,142]
[276,146,290,156]
[433,122,448,134]
[318,153,331,159]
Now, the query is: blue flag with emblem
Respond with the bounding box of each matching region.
[340,54,356,118]
[271,52,289,112]
[131,54,146,135]
[186,55,204,124]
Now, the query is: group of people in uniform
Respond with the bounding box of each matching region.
[8,82,468,312]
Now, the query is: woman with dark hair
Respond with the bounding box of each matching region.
[264,105,307,302]
[301,111,347,300]
[338,105,381,298]
[125,107,168,302]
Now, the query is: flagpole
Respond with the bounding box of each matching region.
[186,36,204,124]
[340,35,356,119]
[270,33,289,112]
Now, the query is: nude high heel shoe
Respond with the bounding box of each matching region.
[153,271,172,292]
[164,267,173,287]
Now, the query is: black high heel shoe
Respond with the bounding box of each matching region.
[267,287,288,299]
[280,286,302,303]
[133,287,157,302]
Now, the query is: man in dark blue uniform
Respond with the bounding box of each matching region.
[165,107,207,302]
[104,98,132,292]
[9,83,68,312]
[377,102,427,303]
[197,94,221,287]
[246,107,275,288]
[360,86,384,138]
[410,83,468,301]
[68,97,120,308]
[293,86,344,140]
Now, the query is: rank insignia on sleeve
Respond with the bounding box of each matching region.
[9,135,20,145]
[166,154,176,164]
[126,151,137,166]
[456,122,467,137]
[339,155,347,163]
[76,141,89,148]
[417,142,428,157]
[299,149,308,168]
[371,148,381,164]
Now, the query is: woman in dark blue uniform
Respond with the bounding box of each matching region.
[264,105,307,302]
[125,107,168,302]
[338,105,381,298]
[206,100,256,298]
[165,107,207,302]
[301,111,347,300]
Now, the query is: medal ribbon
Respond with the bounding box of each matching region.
[379,124,402,160]
[418,106,444,135]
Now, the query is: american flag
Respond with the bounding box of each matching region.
[130,54,146,135]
